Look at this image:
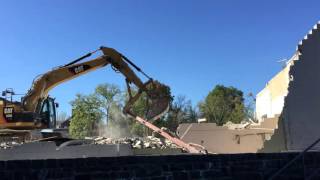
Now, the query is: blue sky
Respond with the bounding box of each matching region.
[0,0,319,115]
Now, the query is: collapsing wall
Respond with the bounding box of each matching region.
[258,21,320,152]
[282,22,320,150]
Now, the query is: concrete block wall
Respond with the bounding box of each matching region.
[1,152,320,180]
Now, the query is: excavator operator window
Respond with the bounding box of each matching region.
[40,100,49,126]
[48,98,57,128]
[39,98,57,128]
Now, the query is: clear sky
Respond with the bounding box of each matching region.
[0,0,319,115]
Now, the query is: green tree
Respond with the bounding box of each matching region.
[95,83,121,125]
[95,83,133,137]
[69,94,103,138]
[69,82,176,138]
[199,85,245,125]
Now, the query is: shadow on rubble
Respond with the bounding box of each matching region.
[258,113,287,153]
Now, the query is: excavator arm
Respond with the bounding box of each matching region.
[22,46,171,121]
[4,47,205,153]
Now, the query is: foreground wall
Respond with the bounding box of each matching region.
[1,153,320,180]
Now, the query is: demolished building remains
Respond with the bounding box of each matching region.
[177,21,320,153]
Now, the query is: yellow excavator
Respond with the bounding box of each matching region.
[0,46,171,140]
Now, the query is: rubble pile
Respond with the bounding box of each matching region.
[0,130,30,149]
[94,136,180,149]
[0,141,22,149]
[0,136,181,150]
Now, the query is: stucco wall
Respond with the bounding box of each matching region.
[283,22,320,150]
[255,22,320,151]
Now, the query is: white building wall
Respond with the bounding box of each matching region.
[256,88,271,120]
[271,96,285,117]
[255,55,296,122]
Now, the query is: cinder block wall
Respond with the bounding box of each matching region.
[1,152,320,180]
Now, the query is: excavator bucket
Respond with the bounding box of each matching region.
[124,80,172,122]
[144,81,172,121]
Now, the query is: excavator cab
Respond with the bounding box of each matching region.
[35,97,57,128]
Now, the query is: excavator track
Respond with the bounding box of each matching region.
[0,129,31,144]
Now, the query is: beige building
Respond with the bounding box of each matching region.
[177,120,279,154]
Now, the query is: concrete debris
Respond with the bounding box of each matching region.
[1,136,180,150]
[223,121,251,130]
[94,136,180,149]
[0,141,22,149]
